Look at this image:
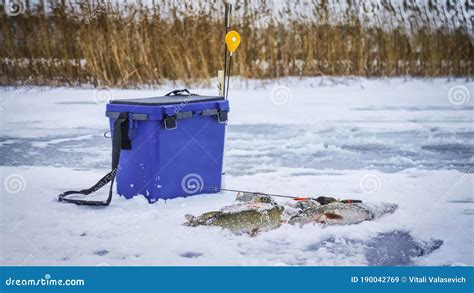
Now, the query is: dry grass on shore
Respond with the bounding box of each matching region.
[0,0,472,87]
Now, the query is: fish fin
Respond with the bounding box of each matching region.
[236,192,242,199]
[185,214,196,221]
[250,228,259,237]
[323,212,343,220]
[184,214,198,226]
[201,211,222,222]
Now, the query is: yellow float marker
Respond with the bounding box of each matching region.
[224,30,241,99]
[225,31,241,56]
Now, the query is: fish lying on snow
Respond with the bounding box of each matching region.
[184,193,284,236]
[288,197,398,226]
[184,193,397,235]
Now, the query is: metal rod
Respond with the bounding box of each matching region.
[222,3,231,99]
[225,55,232,100]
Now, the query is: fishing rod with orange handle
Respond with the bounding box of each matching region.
[202,187,362,204]
[222,3,232,97]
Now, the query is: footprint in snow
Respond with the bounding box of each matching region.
[94,250,109,256]
[180,252,203,258]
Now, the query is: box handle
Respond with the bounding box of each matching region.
[164,88,198,96]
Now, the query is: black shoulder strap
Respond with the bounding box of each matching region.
[58,112,131,206]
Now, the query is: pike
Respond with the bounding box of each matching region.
[184,191,398,234]
[184,193,284,236]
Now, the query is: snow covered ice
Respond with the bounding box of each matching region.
[0,77,472,266]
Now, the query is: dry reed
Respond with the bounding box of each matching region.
[0,0,472,87]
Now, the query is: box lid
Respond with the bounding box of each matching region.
[106,90,229,122]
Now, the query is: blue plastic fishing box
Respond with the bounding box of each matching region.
[105,91,229,202]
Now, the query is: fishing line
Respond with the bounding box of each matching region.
[205,186,296,199]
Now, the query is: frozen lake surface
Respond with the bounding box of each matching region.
[0,77,472,265]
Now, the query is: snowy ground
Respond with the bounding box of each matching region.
[0,77,473,266]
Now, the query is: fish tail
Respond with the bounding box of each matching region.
[184,214,198,226]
